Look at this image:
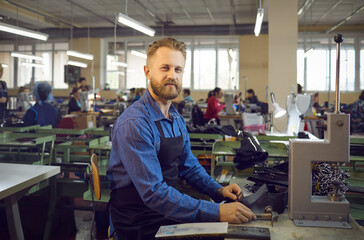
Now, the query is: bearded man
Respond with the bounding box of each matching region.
[107,38,255,240]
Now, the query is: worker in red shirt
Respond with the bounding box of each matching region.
[204,87,225,125]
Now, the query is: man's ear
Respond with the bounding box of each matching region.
[144,65,150,79]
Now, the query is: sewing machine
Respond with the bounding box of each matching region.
[286,93,311,135]
[288,34,351,228]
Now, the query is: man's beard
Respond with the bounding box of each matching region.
[150,77,182,100]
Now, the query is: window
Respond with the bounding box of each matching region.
[104,37,239,91]
[297,36,358,92]
[193,48,216,90]
[0,44,14,88]
[182,49,191,89]
[217,47,239,90]
[0,42,69,89]
[126,49,147,89]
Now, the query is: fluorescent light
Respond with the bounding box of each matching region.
[117,13,155,37]
[11,52,44,61]
[111,61,128,67]
[131,50,147,59]
[21,62,45,68]
[68,60,87,68]
[303,48,314,58]
[254,8,264,37]
[0,63,8,68]
[67,50,94,60]
[0,22,49,41]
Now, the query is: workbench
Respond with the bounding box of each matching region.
[0,163,60,240]
[226,176,364,240]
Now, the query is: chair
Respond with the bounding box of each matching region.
[88,153,101,239]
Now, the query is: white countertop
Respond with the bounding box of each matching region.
[0,163,60,199]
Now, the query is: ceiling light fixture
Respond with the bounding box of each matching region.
[0,22,49,41]
[112,61,128,67]
[67,50,94,60]
[254,0,264,37]
[254,8,264,37]
[0,63,8,68]
[131,50,147,59]
[68,60,87,68]
[11,52,44,61]
[117,13,155,37]
[21,62,45,68]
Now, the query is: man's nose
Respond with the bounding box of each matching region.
[167,68,176,79]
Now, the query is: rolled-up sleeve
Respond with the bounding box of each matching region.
[113,117,220,222]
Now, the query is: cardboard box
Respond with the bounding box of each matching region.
[70,115,97,129]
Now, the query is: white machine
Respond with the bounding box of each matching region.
[286,93,311,135]
[79,91,94,112]
[289,34,351,229]
[224,93,235,115]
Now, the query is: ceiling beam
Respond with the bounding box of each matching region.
[0,24,267,40]
[298,0,315,19]
[1,0,80,28]
[326,3,364,33]
[314,0,344,26]
[133,0,165,25]
[65,0,115,27]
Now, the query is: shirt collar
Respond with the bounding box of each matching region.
[140,88,180,121]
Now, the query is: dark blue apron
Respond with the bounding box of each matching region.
[110,119,183,240]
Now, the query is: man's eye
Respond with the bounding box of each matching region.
[161,66,169,70]
[175,68,183,73]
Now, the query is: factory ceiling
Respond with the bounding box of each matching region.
[0,0,363,40]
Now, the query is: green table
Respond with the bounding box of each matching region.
[0,132,56,165]
[189,133,223,156]
[0,124,42,133]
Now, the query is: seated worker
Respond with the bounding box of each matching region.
[68,87,82,113]
[182,88,193,103]
[78,77,90,91]
[350,90,364,133]
[107,38,255,240]
[245,89,259,105]
[204,87,225,124]
[134,88,146,102]
[23,82,58,128]
[16,86,31,112]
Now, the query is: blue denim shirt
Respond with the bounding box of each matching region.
[107,89,222,222]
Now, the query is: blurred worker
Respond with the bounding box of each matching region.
[78,77,90,91]
[0,65,8,120]
[107,38,255,240]
[17,86,31,112]
[23,82,58,128]
[245,89,259,104]
[134,88,146,102]
[204,87,225,124]
[350,90,364,133]
[68,87,82,114]
[182,89,193,103]
[128,88,136,103]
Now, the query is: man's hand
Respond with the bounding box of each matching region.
[216,184,243,202]
[219,202,256,223]
[0,97,6,103]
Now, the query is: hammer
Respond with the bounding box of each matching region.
[255,206,279,227]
